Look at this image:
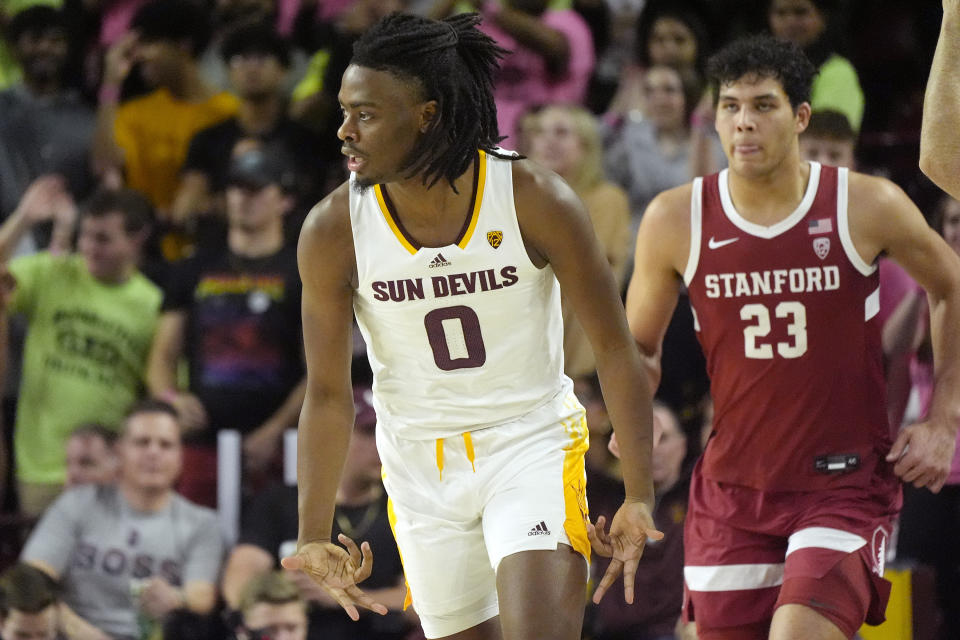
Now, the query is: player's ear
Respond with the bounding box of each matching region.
[795,102,812,135]
[419,100,438,133]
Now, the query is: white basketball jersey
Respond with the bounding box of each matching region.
[349,150,569,439]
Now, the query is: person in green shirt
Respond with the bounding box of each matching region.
[0,178,162,517]
[767,0,865,133]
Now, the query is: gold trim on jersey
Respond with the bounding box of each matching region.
[372,150,487,255]
[457,149,487,249]
[374,185,417,255]
[385,494,415,611]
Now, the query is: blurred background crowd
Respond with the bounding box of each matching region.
[0,0,952,638]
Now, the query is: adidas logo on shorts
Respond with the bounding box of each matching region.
[527,521,550,536]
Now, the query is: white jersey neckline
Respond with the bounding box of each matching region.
[718,161,822,239]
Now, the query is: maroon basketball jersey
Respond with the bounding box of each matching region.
[686,163,893,491]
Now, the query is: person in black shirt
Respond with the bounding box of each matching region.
[147,143,306,507]
[588,401,690,640]
[173,21,332,235]
[221,386,415,640]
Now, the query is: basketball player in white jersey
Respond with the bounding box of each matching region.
[281,12,662,640]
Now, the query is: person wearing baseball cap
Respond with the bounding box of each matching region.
[147,138,306,508]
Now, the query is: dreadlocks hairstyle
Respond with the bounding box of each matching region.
[706,34,817,112]
[350,12,518,190]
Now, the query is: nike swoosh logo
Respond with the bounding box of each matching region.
[807,598,839,612]
[708,236,739,249]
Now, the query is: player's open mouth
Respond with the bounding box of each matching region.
[347,156,366,172]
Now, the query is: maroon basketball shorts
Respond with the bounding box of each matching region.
[682,464,899,638]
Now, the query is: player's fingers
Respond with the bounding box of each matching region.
[892,445,920,478]
[328,587,360,621]
[928,475,947,494]
[591,559,623,604]
[353,541,375,583]
[587,518,613,556]
[587,529,613,557]
[644,527,665,541]
[339,534,362,565]
[900,468,922,485]
[898,460,923,484]
[621,553,641,605]
[913,467,944,491]
[346,584,389,615]
[590,516,608,538]
[885,431,911,462]
[280,554,304,571]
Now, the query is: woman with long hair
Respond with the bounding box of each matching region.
[526,103,631,378]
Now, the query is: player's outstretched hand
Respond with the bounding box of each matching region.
[887,419,957,493]
[281,534,388,621]
[587,501,664,605]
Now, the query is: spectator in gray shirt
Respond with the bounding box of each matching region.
[21,400,224,640]
[0,6,95,245]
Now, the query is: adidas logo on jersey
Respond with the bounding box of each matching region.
[527,521,550,536]
[428,253,451,268]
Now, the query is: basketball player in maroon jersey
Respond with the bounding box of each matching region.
[622,35,960,639]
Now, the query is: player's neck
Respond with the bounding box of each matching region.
[727,156,811,226]
[389,163,474,216]
[383,158,477,246]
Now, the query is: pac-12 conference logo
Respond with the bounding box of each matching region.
[813,237,830,260]
[486,230,503,248]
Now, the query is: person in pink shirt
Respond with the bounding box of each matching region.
[431,1,594,146]
[889,193,960,639]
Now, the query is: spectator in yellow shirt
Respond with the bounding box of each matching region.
[91,0,238,224]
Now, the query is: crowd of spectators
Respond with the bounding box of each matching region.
[0,0,949,638]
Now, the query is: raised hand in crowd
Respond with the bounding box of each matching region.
[0,175,77,260]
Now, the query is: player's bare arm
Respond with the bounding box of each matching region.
[512,159,663,603]
[281,184,387,620]
[919,1,960,199]
[847,172,960,492]
[624,185,694,389]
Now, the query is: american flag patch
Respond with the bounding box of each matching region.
[808,218,833,235]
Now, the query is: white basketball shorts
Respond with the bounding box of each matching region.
[376,387,591,638]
